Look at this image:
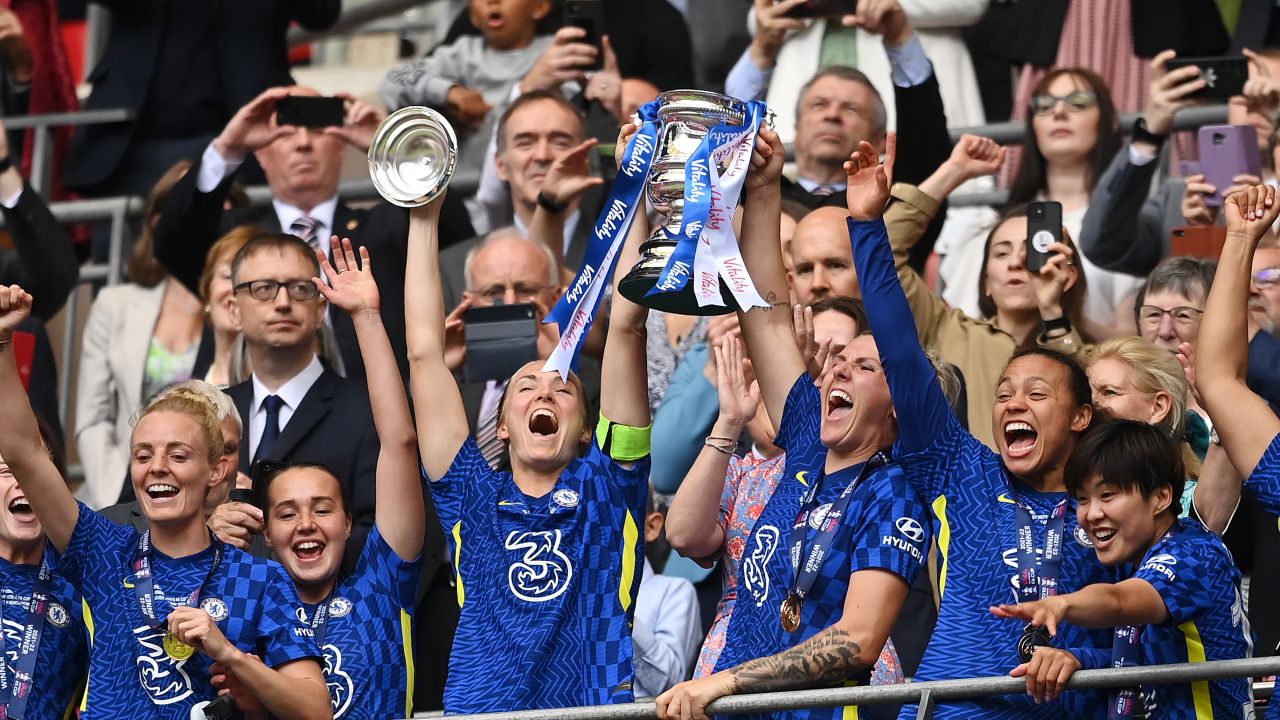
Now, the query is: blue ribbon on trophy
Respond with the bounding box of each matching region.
[543,100,662,379]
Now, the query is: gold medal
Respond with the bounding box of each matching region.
[163,632,195,661]
[780,595,803,632]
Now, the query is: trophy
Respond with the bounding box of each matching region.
[367,106,458,207]
[617,90,755,316]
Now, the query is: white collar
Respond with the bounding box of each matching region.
[796,177,846,194]
[250,356,324,415]
[273,196,339,238]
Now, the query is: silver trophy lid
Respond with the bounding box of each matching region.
[367,106,458,208]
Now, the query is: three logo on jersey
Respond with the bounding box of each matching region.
[505,530,575,602]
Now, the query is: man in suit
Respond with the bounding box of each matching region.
[439,89,604,311]
[151,85,475,382]
[64,0,340,199]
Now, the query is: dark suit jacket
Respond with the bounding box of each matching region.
[225,366,449,587]
[65,0,340,189]
[0,183,79,321]
[151,153,475,383]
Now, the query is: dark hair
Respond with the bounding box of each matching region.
[1006,68,1122,209]
[1133,256,1217,325]
[259,461,350,519]
[495,89,585,153]
[809,296,869,335]
[129,160,194,287]
[230,233,322,284]
[976,205,1089,342]
[1005,347,1093,410]
[780,199,811,224]
[1064,418,1185,516]
[796,66,887,137]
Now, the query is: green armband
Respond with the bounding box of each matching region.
[596,414,652,462]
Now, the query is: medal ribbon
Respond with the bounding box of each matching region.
[785,453,888,605]
[0,555,54,720]
[1014,496,1067,604]
[304,598,331,649]
[543,100,661,380]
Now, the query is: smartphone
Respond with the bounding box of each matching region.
[1025,201,1063,274]
[228,488,256,506]
[781,0,858,18]
[1165,56,1248,101]
[564,0,604,71]
[1197,124,1261,208]
[1170,226,1228,259]
[1179,160,1201,177]
[463,303,540,383]
[275,95,345,129]
[250,459,290,510]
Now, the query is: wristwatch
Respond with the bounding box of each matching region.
[1131,117,1167,149]
[537,191,569,214]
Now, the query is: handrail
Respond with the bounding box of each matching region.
[287,0,430,46]
[408,657,1280,720]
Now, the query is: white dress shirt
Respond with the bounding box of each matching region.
[632,559,702,698]
[248,355,325,460]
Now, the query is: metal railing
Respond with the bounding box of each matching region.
[405,657,1280,720]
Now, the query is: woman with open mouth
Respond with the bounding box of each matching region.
[0,284,331,719]
[655,129,936,720]
[0,424,88,718]
[847,136,1122,720]
[213,235,425,719]
[992,418,1254,719]
[405,129,652,713]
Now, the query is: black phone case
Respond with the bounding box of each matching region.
[463,304,540,384]
[1165,57,1248,101]
[1025,201,1063,274]
[564,0,604,71]
[275,96,345,129]
[782,0,859,19]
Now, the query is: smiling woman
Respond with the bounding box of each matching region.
[0,284,333,719]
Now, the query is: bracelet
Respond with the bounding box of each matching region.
[1041,315,1072,337]
[0,336,10,351]
[704,436,735,455]
[537,191,569,214]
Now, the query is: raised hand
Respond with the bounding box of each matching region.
[744,126,785,192]
[750,0,807,69]
[213,87,297,159]
[1243,48,1280,121]
[844,132,896,221]
[1176,341,1204,409]
[792,304,833,381]
[584,36,623,121]
[850,0,911,46]
[1030,239,1079,321]
[614,120,640,170]
[0,284,32,337]
[1144,50,1206,136]
[522,26,597,93]
[1224,184,1280,247]
[315,237,381,315]
[714,335,760,431]
[443,297,472,372]
[1181,173,1218,225]
[324,92,388,152]
[949,134,1006,181]
[445,85,492,131]
[541,138,605,207]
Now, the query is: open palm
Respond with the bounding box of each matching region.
[844,133,895,221]
[315,236,381,315]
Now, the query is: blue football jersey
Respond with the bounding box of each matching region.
[300,524,419,719]
[1128,518,1254,719]
[0,550,87,720]
[57,503,321,719]
[713,374,930,720]
[1246,432,1280,518]
[429,433,650,713]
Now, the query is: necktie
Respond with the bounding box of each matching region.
[255,395,285,464]
[818,21,858,70]
[475,399,506,471]
[290,215,323,251]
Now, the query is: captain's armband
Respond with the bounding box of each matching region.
[596,415,652,462]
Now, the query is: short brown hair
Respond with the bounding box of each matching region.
[230,233,321,284]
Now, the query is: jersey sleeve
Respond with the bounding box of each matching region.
[1244,431,1280,517]
[1133,535,1222,626]
[256,563,323,668]
[57,501,132,588]
[583,433,652,524]
[847,466,930,584]
[357,524,421,613]
[429,436,490,535]
[774,373,823,459]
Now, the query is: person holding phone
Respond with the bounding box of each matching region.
[406,125,652,713]
[0,284,332,719]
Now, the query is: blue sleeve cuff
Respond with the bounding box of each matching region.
[725,48,772,102]
[885,34,933,88]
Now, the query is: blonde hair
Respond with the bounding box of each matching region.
[132,384,226,464]
[1088,336,1201,477]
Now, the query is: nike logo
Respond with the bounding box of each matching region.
[796,471,810,487]
[123,579,135,589]
[498,501,518,507]
[997,493,1016,505]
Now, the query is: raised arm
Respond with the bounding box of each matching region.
[0,286,77,550]
[1195,185,1280,478]
[405,195,470,481]
[528,138,605,276]
[314,237,424,561]
[599,176,651,431]
[737,127,806,428]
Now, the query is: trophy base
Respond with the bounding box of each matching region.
[618,267,739,316]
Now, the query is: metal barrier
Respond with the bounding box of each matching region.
[404,657,1280,720]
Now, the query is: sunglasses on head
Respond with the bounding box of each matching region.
[1030,91,1098,115]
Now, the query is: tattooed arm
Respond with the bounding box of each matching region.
[656,569,910,720]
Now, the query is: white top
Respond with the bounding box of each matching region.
[248,355,324,460]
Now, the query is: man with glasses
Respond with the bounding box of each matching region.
[222,233,379,559]
[1250,245,1280,334]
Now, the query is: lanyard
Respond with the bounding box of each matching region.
[1014,496,1068,604]
[0,557,53,720]
[129,530,224,632]
[305,600,331,649]
[786,452,887,603]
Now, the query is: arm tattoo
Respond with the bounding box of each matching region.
[727,626,869,695]
[763,291,789,312]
